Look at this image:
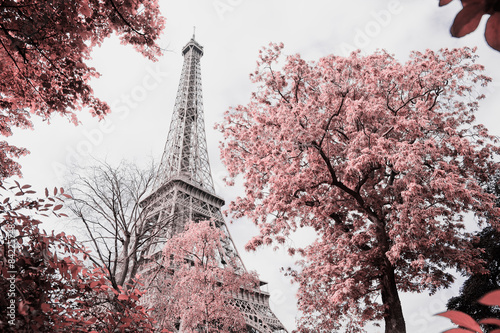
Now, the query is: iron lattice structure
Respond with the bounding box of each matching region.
[140,36,288,333]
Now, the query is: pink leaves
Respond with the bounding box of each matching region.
[0,182,155,331]
[438,289,500,332]
[437,310,483,332]
[440,0,455,5]
[161,220,226,268]
[450,1,485,37]
[217,44,500,331]
[40,303,51,313]
[441,0,500,51]
[485,12,500,50]
[145,220,259,332]
[80,0,92,18]
[478,289,500,306]
[480,318,500,326]
[0,0,165,180]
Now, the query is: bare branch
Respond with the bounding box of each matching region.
[64,159,157,289]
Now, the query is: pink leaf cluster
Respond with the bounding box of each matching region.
[0,182,154,332]
[143,220,259,333]
[440,0,500,51]
[438,289,500,332]
[216,43,500,331]
[0,0,165,179]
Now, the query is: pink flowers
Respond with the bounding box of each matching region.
[217,44,500,331]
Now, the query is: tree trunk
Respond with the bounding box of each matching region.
[380,257,406,333]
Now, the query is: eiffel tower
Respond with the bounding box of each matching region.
[140,35,288,333]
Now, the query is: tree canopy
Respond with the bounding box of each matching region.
[143,220,259,333]
[0,0,165,179]
[217,44,500,332]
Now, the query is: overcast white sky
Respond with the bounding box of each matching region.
[7,1,500,332]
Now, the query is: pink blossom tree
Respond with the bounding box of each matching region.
[144,220,259,333]
[216,44,500,332]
